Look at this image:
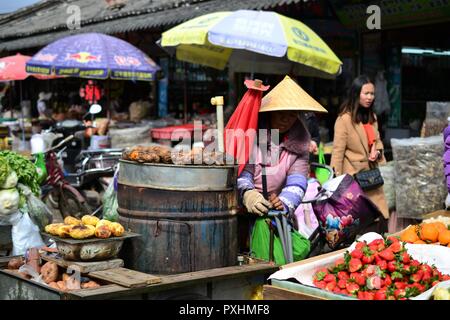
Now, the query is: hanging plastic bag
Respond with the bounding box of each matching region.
[314,142,331,185]
[293,179,320,239]
[11,209,45,256]
[17,183,53,231]
[250,217,310,265]
[102,166,119,222]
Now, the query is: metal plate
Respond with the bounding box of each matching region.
[40,231,140,244]
[40,232,141,261]
[118,160,238,191]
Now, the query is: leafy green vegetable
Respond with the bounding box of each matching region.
[0,160,9,186]
[0,151,40,195]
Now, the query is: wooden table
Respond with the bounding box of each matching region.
[0,255,278,300]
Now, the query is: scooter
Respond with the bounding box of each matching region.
[35,105,120,218]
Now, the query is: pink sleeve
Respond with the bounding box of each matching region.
[287,156,309,177]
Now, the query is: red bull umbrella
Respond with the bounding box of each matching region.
[26,33,160,81]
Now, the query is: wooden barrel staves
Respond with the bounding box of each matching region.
[117,160,239,274]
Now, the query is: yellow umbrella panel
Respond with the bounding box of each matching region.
[160,10,343,79]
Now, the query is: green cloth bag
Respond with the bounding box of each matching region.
[250,217,310,265]
[315,142,331,185]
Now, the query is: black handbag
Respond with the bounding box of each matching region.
[354,165,384,191]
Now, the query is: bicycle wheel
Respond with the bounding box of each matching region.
[59,188,91,219]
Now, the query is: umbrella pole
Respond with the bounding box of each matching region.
[107,78,111,120]
[210,96,224,153]
[183,62,188,124]
[20,82,25,144]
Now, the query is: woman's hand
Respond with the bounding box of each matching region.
[268,193,285,211]
[309,141,318,154]
[368,144,380,162]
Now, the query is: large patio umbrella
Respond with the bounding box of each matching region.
[0,54,59,80]
[26,33,160,81]
[160,10,343,79]
[0,54,60,121]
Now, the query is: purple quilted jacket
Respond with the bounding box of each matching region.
[443,125,450,193]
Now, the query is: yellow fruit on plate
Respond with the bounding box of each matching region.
[109,222,125,237]
[56,225,73,238]
[64,216,82,226]
[95,225,111,239]
[45,223,64,235]
[70,224,95,239]
[81,215,100,226]
[96,219,113,228]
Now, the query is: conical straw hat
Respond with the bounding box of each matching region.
[259,75,327,113]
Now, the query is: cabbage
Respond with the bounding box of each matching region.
[0,171,18,189]
[0,188,20,216]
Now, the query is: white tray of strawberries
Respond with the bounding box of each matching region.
[270,232,450,300]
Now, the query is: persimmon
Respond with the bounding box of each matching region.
[419,223,439,243]
[413,239,426,244]
[400,226,419,243]
[430,222,447,233]
[438,229,450,246]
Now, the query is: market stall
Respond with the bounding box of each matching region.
[264,212,450,300]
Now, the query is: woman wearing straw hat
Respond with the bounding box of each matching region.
[330,75,389,230]
[237,76,327,262]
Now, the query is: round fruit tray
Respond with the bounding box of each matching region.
[41,231,140,261]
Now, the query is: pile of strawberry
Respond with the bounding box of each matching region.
[312,236,450,300]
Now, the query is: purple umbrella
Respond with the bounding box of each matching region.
[26,33,160,81]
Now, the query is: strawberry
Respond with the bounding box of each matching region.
[374,253,383,263]
[333,287,342,294]
[442,274,450,281]
[355,241,366,250]
[350,249,363,259]
[376,260,387,270]
[337,271,349,281]
[384,274,392,286]
[351,273,366,286]
[391,271,404,281]
[410,283,425,293]
[386,236,400,245]
[346,282,360,295]
[401,264,417,275]
[420,264,432,273]
[387,261,398,272]
[432,269,441,279]
[364,291,375,300]
[313,280,326,289]
[410,270,424,283]
[349,258,362,272]
[324,274,336,283]
[362,247,375,264]
[431,280,440,287]
[394,289,406,299]
[378,248,395,261]
[405,286,421,298]
[357,291,365,300]
[410,260,421,268]
[388,241,402,253]
[337,279,347,289]
[394,281,407,290]
[366,275,382,290]
[325,281,337,291]
[313,269,328,281]
[374,291,386,300]
[400,252,410,264]
[334,258,346,268]
[331,258,347,273]
[421,271,432,283]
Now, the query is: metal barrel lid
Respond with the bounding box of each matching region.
[118,160,238,191]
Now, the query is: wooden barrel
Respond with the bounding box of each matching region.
[117,160,239,274]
